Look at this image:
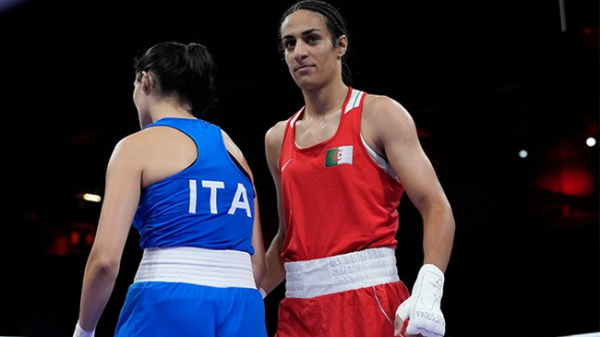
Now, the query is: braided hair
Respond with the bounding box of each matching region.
[278,0,352,85]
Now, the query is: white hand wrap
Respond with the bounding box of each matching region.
[259,287,267,299]
[395,264,446,337]
[73,322,95,337]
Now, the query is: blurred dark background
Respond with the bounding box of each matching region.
[0,0,598,336]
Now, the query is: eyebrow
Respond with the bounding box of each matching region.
[282,28,321,40]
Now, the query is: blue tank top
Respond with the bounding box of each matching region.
[132,118,256,255]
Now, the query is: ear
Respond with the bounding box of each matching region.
[336,35,348,59]
[141,71,155,94]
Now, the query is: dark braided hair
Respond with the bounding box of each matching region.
[278,0,352,85]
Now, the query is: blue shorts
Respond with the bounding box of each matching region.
[114,281,267,337]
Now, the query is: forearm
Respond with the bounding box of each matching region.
[259,232,286,294]
[251,204,267,287]
[252,251,267,287]
[394,204,454,336]
[422,206,455,272]
[77,263,119,331]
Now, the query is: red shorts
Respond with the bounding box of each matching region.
[274,281,409,337]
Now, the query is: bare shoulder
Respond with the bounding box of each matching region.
[111,129,152,157]
[116,126,178,152]
[264,119,290,167]
[265,119,288,142]
[111,126,194,168]
[265,119,290,151]
[363,94,411,119]
[221,129,247,163]
[362,93,415,131]
[104,130,155,174]
[221,129,241,153]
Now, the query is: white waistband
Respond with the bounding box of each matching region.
[134,247,256,289]
[284,247,399,298]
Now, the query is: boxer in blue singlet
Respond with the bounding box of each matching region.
[72,41,268,337]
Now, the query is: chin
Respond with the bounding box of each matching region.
[295,79,320,91]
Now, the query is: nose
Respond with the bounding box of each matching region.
[293,40,309,61]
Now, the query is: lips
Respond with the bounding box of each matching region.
[295,64,312,73]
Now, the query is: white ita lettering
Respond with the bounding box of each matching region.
[188,179,251,217]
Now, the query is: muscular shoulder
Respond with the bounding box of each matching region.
[361,94,418,152]
[111,129,154,161]
[264,118,290,167]
[105,130,150,178]
[363,93,411,120]
[265,119,288,148]
[109,126,197,187]
[363,94,416,129]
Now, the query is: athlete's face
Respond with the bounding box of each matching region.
[280,10,346,91]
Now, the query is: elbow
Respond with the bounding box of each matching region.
[87,253,121,279]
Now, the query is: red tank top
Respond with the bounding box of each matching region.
[279,87,404,262]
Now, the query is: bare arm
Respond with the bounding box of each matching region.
[76,136,142,331]
[259,121,289,295]
[250,199,267,287]
[222,130,267,286]
[363,95,455,272]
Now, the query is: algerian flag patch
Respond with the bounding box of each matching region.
[325,145,353,167]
